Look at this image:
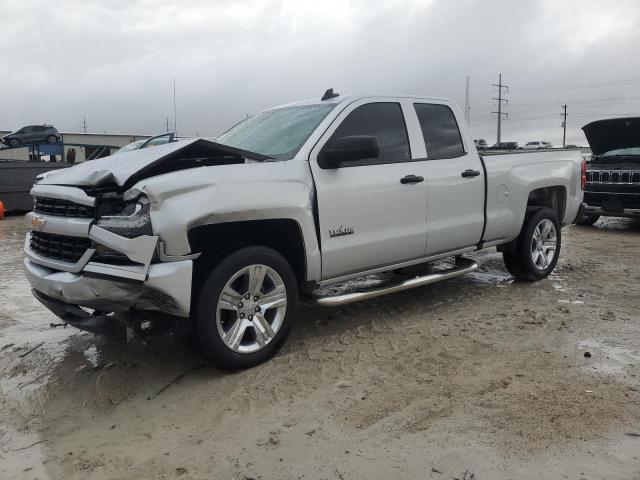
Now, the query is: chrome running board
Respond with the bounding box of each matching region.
[309,257,478,307]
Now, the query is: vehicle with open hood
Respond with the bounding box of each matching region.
[577,117,640,225]
[23,90,584,370]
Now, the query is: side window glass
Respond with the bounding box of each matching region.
[327,102,411,164]
[414,103,465,159]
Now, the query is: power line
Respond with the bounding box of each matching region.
[491,73,509,143]
[512,78,640,93]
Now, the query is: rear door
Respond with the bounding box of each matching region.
[309,99,429,280]
[413,102,485,256]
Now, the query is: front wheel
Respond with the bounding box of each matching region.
[195,246,298,370]
[503,207,561,281]
[9,138,20,147]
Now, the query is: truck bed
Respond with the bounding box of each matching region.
[480,149,583,245]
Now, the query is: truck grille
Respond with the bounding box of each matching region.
[33,197,95,218]
[29,231,92,263]
[587,170,640,184]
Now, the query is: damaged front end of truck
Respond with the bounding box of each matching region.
[23,138,274,334]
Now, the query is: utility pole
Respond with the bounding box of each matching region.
[561,104,567,147]
[82,117,87,134]
[166,117,170,133]
[464,75,471,125]
[491,74,509,144]
[172,78,178,137]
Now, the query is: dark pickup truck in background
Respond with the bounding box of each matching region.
[577,117,640,225]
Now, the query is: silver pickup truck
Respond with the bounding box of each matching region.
[24,91,585,369]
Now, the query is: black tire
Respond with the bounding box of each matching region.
[46,135,57,144]
[575,213,600,226]
[502,207,561,281]
[194,246,298,370]
[502,250,526,278]
[9,138,20,147]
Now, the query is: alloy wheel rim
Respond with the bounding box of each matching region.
[216,264,287,354]
[530,219,557,270]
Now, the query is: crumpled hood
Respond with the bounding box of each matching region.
[582,117,640,155]
[40,138,272,188]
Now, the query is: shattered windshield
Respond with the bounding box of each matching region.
[215,104,336,160]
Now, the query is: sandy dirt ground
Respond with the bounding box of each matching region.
[1,214,640,480]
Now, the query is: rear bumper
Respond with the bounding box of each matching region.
[584,204,640,219]
[24,257,193,318]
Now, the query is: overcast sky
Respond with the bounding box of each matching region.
[1,0,640,145]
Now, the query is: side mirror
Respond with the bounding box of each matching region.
[320,135,379,167]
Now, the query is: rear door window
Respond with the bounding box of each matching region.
[414,103,465,159]
[324,102,411,166]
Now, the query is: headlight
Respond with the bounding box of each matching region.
[96,198,153,238]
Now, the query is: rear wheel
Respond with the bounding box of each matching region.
[195,246,298,370]
[46,135,57,143]
[503,207,561,281]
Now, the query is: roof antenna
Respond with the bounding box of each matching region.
[321,88,339,101]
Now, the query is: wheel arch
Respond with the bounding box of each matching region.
[526,186,567,223]
[498,187,565,254]
[188,219,308,307]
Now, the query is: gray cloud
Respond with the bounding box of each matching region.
[1,0,639,145]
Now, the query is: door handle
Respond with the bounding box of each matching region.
[461,169,481,178]
[400,175,424,184]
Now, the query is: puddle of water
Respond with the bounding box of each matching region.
[466,270,513,286]
[578,339,640,375]
[0,217,76,478]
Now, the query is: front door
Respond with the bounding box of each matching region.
[309,100,429,280]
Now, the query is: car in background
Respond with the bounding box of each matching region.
[490,141,519,150]
[576,117,640,225]
[1,125,60,147]
[112,132,176,156]
[474,139,488,150]
[523,141,553,150]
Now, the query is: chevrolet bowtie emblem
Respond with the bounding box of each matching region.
[31,216,46,231]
